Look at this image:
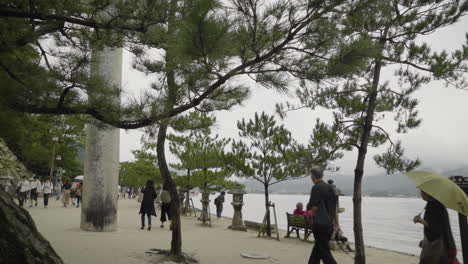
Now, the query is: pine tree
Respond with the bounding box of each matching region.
[229,112,306,236]
[2,0,380,257]
[279,1,468,263]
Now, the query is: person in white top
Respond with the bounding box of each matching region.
[17,176,30,207]
[160,184,172,228]
[29,177,42,207]
[42,177,54,208]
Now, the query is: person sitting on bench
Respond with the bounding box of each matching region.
[294,202,305,215]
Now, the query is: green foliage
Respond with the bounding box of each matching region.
[0,0,376,129]
[0,104,85,176]
[280,0,468,175]
[174,169,244,192]
[119,150,162,187]
[169,125,240,192]
[277,0,467,261]
[230,112,306,185]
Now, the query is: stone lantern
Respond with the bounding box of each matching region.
[228,189,247,231]
[0,176,13,191]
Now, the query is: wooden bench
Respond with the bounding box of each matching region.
[285,213,312,240]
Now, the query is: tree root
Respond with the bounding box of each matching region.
[146,248,198,264]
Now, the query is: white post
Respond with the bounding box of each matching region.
[81,46,122,232]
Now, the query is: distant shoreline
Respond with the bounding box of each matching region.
[241,192,419,198]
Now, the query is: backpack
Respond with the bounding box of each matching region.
[214,197,220,206]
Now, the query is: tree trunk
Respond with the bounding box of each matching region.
[156,0,181,255]
[0,188,64,264]
[183,169,190,215]
[264,183,271,237]
[353,60,382,264]
[157,123,182,255]
[201,168,209,223]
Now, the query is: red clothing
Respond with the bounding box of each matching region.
[304,210,314,224]
[294,209,305,215]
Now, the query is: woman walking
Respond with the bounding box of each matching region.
[62,178,72,207]
[29,177,41,207]
[413,190,458,264]
[42,178,53,208]
[139,180,157,230]
[17,176,30,207]
[160,184,172,228]
[75,184,82,208]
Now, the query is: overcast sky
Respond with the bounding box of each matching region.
[118,16,468,177]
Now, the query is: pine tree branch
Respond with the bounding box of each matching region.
[382,56,432,72]
[0,7,153,32]
[372,124,395,149]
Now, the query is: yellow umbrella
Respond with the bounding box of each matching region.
[404,171,468,216]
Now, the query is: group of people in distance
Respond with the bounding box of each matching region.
[138,180,173,230]
[118,185,138,199]
[16,176,82,209]
[138,180,228,231]
[297,168,459,264]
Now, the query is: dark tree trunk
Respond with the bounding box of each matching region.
[353,60,382,264]
[157,123,182,255]
[183,168,190,215]
[264,183,272,237]
[156,0,181,256]
[0,188,64,264]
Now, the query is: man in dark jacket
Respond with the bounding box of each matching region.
[306,168,337,264]
[214,191,225,219]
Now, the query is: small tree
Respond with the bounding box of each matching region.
[170,128,233,222]
[230,112,305,236]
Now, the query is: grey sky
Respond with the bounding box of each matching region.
[119,16,468,177]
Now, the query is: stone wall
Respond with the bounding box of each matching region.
[0,138,32,192]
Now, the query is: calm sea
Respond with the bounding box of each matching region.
[193,193,463,259]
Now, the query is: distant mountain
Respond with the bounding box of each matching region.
[237,167,468,197]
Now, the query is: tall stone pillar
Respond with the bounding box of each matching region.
[81,46,122,232]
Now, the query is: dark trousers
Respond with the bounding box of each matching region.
[308,228,337,264]
[44,193,50,206]
[160,203,171,222]
[76,195,81,207]
[141,213,151,226]
[19,192,27,207]
[216,206,223,218]
[30,188,38,205]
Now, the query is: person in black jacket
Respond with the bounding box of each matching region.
[306,168,337,264]
[413,190,457,264]
[139,180,157,231]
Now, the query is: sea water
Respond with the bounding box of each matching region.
[193,193,463,258]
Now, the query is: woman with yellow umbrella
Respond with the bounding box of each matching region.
[405,171,467,264]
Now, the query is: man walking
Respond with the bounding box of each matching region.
[214,191,225,219]
[307,168,337,264]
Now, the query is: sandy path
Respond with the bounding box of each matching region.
[28,199,419,264]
